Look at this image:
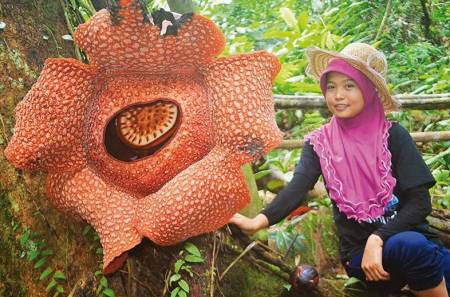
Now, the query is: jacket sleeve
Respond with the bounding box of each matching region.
[372,123,435,241]
[372,185,432,241]
[261,142,322,226]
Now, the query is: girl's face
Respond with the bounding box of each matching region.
[325,72,364,119]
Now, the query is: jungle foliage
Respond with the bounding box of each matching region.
[0,1,448,296]
[194,0,450,210]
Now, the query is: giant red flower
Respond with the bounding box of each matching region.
[5,0,282,273]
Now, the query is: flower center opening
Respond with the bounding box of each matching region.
[105,100,180,162]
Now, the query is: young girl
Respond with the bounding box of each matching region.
[229,43,450,296]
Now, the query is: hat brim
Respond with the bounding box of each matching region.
[305,46,400,112]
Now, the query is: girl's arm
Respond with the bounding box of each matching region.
[372,185,432,241]
[372,123,435,242]
[229,142,322,233]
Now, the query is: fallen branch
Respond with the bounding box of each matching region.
[279,131,450,149]
[274,93,450,110]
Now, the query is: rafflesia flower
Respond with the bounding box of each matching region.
[5,0,282,274]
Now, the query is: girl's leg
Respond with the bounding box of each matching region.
[344,231,449,295]
[382,231,448,296]
[410,279,448,297]
[344,251,406,292]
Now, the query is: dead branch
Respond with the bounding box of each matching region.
[274,93,450,110]
[279,131,450,149]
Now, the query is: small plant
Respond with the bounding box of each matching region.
[168,242,204,297]
[82,225,116,297]
[94,267,116,297]
[18,227,67,296]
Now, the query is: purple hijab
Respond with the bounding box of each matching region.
[305,59,396,222]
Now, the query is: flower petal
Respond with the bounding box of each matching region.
[5,58,96,172]
[202,51,283,160]
[74,6,225,73]
[47,167,141,274]
[136,147,250,245]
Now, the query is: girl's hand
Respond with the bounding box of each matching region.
[228,213,269,235]
[361,234,390,281]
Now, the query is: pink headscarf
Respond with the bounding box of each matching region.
[305,59,396,222]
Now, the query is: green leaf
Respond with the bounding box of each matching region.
[283,283,292,291]
[184,255,204,263]
[39,267,53,281]
[28,250,40,261]
[100,276,108,287]
[170,287,180,297]
[53,271,66,281]
[266,179,285,192]
[344,277,365,288]
[178,290,187,297]
[41,250,53,256]
[96,285,103,295]
[254,170,272,180]
[274,63,297,85]
[103,288,116,297]
[20,229,30,247]
[184,242,201,257]
[178,279,189,293]
[298,11,308,30]
[174,259,185,273]
[56,285,64,293]
[82,225,91,235]
[34,258,46,269]
[279,7,297,29]
[169,273,181,286]
[46,279,57,292]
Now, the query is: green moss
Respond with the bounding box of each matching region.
[0,192,28,297]
[221,259,287,297]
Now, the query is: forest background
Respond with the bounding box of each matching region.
[0,0,448,296]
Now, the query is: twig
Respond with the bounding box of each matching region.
[210,234,217,297]
[374,0,392,42]
[425,147,450,166]
[127,259,132,297]
[0,113,9,143]
[161,269,171,297]
[253,240,283,258]
[119,269,158,297]
[282,233,300,261]
[228,225,293,274]
[58,0,83,61]
[219,241,258,281]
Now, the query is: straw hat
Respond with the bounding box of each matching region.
[305,43,400,112]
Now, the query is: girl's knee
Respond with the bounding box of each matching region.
[383,231,440,270]
[383,232,443,285]
[384,231,428,253]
